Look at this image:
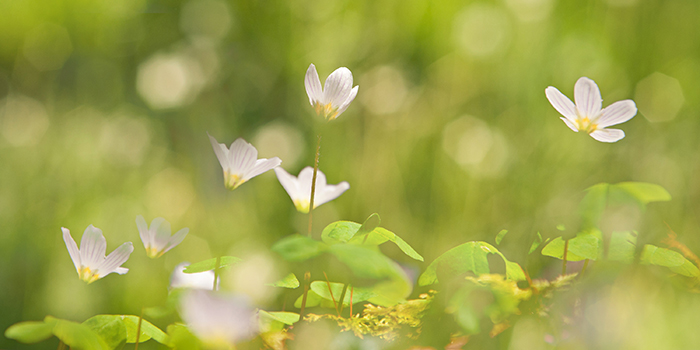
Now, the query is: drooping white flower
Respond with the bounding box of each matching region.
[305,63,359,121]
[136,215,189,259]
[62,225,134,284]
[208,133,282,190]
[274,166,350,213]
[169,262,216,290]
[545,77,637,142]
[179,290,258,348]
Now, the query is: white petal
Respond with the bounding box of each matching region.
[545,86,577,121]
[560,117,579,132]
[244,157,281,181]
[148,217,166,248]
[229,138,258,175]
[275,167,300,201]
[314,181,350,208]
[207,133,230,170]
[62,228,81,274]
[170,262,215,290]
[97,242,134,276]
[79,225,107,269]
[180,290,257,344]
[136,215,150,250]
[590,128,625,143]
[163,228,189,254]
[297,166,315,194]
[323,67,354,107]
[304,64,323,105]
[115,267,129,275]
[574,77,602,117]
[334,85,359,119]
[154,219,173,251]
[598,100,637,128]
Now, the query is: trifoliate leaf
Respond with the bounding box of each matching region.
[183,256,241,273]
[495,230,508,245]
[4,319,57,344]
[309,281,376,306]
[272,234,328,261]
[267,273,300,289]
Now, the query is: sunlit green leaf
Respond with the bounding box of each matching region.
[258,311,300,333]
[166,323,201,350]
[358,213,381,235]
[528,232,543,254]
[640,245,700,277]
[120,316,167,344]
[328,244,403,279]
[272,234,328,261]
[541,230,602,261]
[49,316,109,350]
[4,319,57,344]
[294,289,323,308]
[607,231,637,263]
[495,230,508,245]
[267,273,300,288]
[183,256,241,273]
[579,182,671,229]
[612,182,672,205]
[349,227,424,261]
[418,241,526,286]
[321,221,361,244]
[83,315,127,349]
[310,281,376,306]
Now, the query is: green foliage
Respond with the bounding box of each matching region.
[6,316,108,349]
[310,282,376,306]
[166,323,201,350]
[541,229,602,261]
[495,229,508,245]
[4,319,56,344]
[528,232,545,254]
[82,316,126,349]
[419,241,526,286]
[267,273,300,288]
[579,182,671,229]
[271,234,328,261]
[183,256,241,273]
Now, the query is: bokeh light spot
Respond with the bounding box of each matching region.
[136,53,203,110]
[23,23,73,71]
[145,168,196,220]
[0,95,49,147]
[453,4,510,58]
[359,66,409,115]
[635,72,684,123]
[253,121,305,168]
[180,0,232,39]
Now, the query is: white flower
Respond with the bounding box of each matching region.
[274,166,350,213]
[208,133,282,190]
[179,290,258,348]
[62,225,134,284]
[545,77,637,142]
[136,215,189,258]
[305,63,359,121]
[169,262,216,290]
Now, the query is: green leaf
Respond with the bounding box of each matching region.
[349,227,424,261]
[579,183,609,229]
[258,311,300,333]
[272,234,328,261]
[358,213,381,235]
[368,273,413,307]
[640,244,700,277]
[120,316,167,344]
[4,319,57,344]
[321,221,361,244]
[495,230,508,245]
[556,225,566,231]
[267,273,300,289]
[49,316,110,350]
[166,323,201,350]
[82,315,127,349]
[612,182,672,205]
[309,281,376,306]
[528,232,543,254]
[607,231,637,263]
[183,256,241,273]
[294,289,323,308]
[418,241,526,286]
[328,244,403,279]
[541,230,602,261]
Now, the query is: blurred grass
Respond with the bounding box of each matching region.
[2,0,700,348]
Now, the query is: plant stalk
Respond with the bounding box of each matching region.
[307,135,322,237]
[134,307,144,350]
[213,256,221,291]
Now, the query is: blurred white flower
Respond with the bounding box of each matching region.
[274,166,350,213]
[305,63,359,120]
[208,133,282,190]
[62,225,134,284]
[169,262,216,290]
[136,215,189,258]
[546,77,637,142]
[179,290,258,348]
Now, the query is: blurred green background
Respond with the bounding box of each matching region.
[2,0,700,348]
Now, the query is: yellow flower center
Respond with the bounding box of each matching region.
[79,266,100,284]
[224,171,246,190]
[575,117,599,134]
[293,199,310,213]
[146,246,164,259]
[314,102,340,121]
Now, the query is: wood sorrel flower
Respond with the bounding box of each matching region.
[545,77,637,142]
[274,166,350,213]
[305,63,359,121]
[208,133,282,190]
[62,225,133,284]
[136,215,188,258]
[179,290,258,348]
[169,262,216,290]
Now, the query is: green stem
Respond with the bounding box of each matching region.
[580,259,590,277]
[322,272,340,316]
[298,271,311,322]
[213,256,221,291]
[57,341,66,350]
[134,307,144,350]
[338,283,349,315]
[562,239,569,275]
[307,135,322,238]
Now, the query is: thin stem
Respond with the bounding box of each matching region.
[213,256,221,291]
[134,307,144,350]
[562,239,569,275]
[580,259,590,277]
[323,272,340,316]
[307,135,322,238]
[349,287,354,317]
[338,283,349,315]
[57,341,66,350]
[298,271,311,321]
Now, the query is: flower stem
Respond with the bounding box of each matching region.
[213,256,221,291]
[134,307,144,350]
[307,135,322,238]
[298,271,311,321]
[562,239,569,275]
[323,271,340,316]
[349,287,354,317]
[338,283,349,315]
